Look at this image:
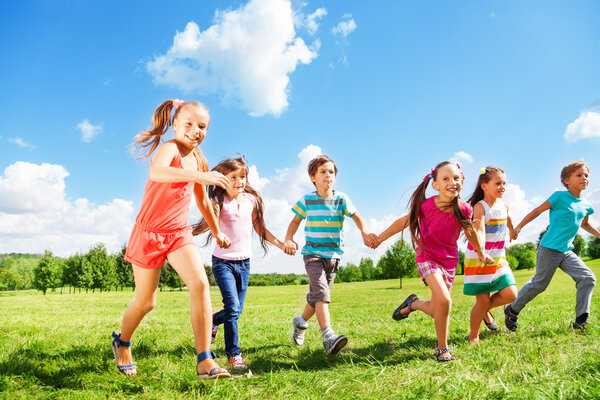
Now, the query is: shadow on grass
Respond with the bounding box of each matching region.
[244,336,438,374]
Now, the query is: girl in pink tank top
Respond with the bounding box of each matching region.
[112,99,231,379]
[375,161,493,363]
[193,157,285,372]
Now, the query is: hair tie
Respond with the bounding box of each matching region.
[423,168,434,181]
[456,163,461,169]
[172,99,184,110]
[479,167,487,175]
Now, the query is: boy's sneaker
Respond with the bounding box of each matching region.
[504,305,519,332]
[323,334,347,355]
[211,313,218,343]
[227,354,249,374]
[573,321,588,330]
[292,316,308,346]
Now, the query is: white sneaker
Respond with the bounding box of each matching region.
[323,334,347,355]
[292,316,308,346]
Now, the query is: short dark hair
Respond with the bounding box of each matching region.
[307,155,337,185]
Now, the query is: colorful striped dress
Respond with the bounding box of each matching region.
[463,199,516,295]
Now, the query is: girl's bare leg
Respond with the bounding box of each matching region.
[469,293,491,342]
[488,285,518,309]
[167,244,225,375]
[408,273,452,356]
[116,265,162,375]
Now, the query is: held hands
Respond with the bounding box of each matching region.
[283,239,297,256]
[511,227,521,241]
[196,171,230,189]
[215,232,231,249]
[362,232,379,249]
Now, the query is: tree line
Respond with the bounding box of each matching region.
[2,232,600,294]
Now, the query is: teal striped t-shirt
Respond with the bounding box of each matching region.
[292,191,357,259]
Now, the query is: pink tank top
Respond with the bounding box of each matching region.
[213,193,256,260]
[134,149,200,232]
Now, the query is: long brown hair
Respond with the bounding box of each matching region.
[467,166,505,207]
[408,161,474,250]
[192,157,270,254]
[132,99,209,171]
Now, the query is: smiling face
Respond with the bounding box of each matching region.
[224,168,247,200]
[172,105,210,150]
[310,161,336,194]
[481,171,506,200]
[563,167,589,192]
[431,163,463,201]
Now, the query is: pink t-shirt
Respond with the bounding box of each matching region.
[414,196,473,272]
[213,192,256,261]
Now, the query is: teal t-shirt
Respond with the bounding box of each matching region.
[540,191,594,252]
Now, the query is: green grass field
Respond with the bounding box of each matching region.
[2,260,600,399]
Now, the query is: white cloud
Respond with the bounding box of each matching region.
[8,137,35,150]
[451,150,473,165]
[503,183,549,244]
[304,7,327,35]
[564,111,600,142]
[147,0,319,117]
[0,162,133,256]
[76,118,103,142]
[332,14,356,38]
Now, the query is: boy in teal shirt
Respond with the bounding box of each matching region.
[283,155,377,354]
[506,161,600,330]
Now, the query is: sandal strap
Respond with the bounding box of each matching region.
[197,350,217,363]
[407,296,418,312]
[112,331,132,348]
[434,348,451,356]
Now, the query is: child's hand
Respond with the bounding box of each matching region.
[197,171,230,189]
[478,252,494,265]
[283,239,297,255]
[362,232,379,249]
[216,232,231,249]
[511,227,520,241]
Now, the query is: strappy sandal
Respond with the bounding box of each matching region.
[197,351,231,380]
[434,348,455,363]
[483,312,498,331]
[392,294,419,320]
[111,331,136,375]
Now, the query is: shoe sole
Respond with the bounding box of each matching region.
[326,336,348,355]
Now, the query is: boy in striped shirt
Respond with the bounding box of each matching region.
[284,155,377,354]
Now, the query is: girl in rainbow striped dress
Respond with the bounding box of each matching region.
[464,167,517,343]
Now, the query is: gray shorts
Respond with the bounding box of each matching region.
[304,255,340,308]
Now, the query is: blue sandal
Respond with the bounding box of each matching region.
[111,331,136,375]
[196,351,231,379]
[434,348,455,363]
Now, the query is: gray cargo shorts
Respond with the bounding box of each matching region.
[304,254,340,308]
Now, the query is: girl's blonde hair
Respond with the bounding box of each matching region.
[192,157,270,255]
[408,161,474,250]
[132,99,209,171]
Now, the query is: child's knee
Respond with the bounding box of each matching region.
[187,276,209,293]
[135,298,156,314]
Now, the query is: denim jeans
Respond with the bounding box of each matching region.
[212,256,250,357]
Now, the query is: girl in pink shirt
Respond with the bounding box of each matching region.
[376,161,493,362]
[193,157,285,373]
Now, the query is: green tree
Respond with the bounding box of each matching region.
[573,234,586,256]
[506,242,536,270]
[457,250,465,275]
[32,250,61,295]
[359,258,375,281]
[160,261,184,291]
[0,268,22,290]
[588,236,600,259]
[376,240,417,288]
[115,245,134,291]
[87,243,117,292]
[338,263,362,282]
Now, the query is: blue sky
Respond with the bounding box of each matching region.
[1,0,599,273]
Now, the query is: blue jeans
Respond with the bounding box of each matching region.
[212,256,250,357]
